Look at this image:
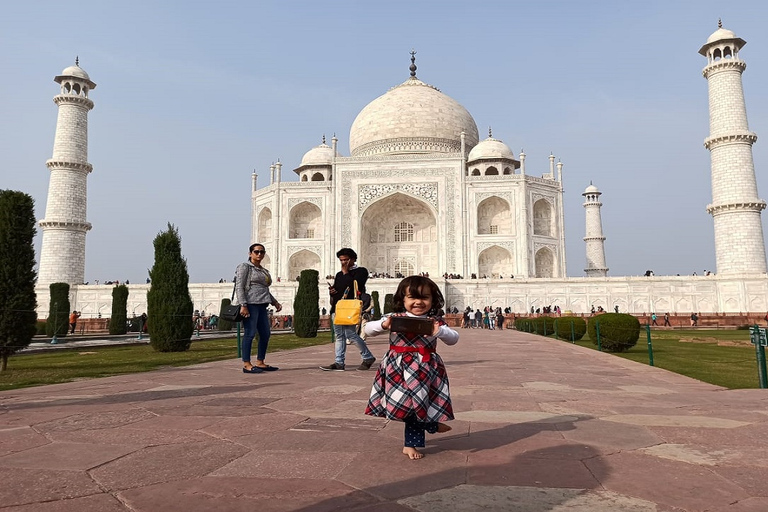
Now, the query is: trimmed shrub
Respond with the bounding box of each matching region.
[147,223,194,352]
[0,190,38,371]
[36,321,46,336]
[293,269,319,338]
[46,283,70,338]
[514,317,534,333]
[371,291,382,320]
[218,298,234,331]
[587,313,640,352]
[534,316,555,336]
[554,316,587,341]
[110,285,129,335]
[383,293,394,315]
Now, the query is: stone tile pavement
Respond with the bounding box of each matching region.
[1,328,767,511]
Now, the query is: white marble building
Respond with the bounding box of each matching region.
[35,24,768,318]
[251,54,566,281]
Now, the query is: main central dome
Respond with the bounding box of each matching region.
[349,76,479,157]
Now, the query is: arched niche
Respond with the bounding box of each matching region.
[485,166,498,176]
[258,208,272,242]
[288,249,320,281]
[311,172,324,181]
[361,192,437,275]
[534,247,554,278]
[289,201,323,239]
[477,196,512,235]
[533,199,553,236]
[478,245,514,278]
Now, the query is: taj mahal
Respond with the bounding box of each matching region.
[34,23,768,317]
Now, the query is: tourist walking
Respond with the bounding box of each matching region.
[236,243,282,374]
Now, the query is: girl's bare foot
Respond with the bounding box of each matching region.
[436,423,452,433]
[403,447,424,459]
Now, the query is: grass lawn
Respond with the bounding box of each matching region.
[565,329,762,389]
[0,331,334,391]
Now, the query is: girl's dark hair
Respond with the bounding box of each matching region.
[249,243,265,253]
[392,275,444,314]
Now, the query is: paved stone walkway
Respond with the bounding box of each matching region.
[1,328,766,511]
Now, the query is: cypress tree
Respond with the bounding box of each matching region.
[46,283,70,338]
[371,291,382,320]
[0,190,38,371]
[293,269,319,338]
[110,285,129,335]
[218,298,234,331]
[383,293,394,314]
[146,223,194,352]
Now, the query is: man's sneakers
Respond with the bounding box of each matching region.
[357,358,376,371]
[320,363,345,371]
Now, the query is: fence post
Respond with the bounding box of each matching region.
[571,321,575,343]
[751,325,768,389]
[646,324,654,366]
[596,321,602,351]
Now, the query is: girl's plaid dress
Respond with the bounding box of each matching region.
[365,315,454,423]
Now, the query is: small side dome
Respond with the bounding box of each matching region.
[706,27,737,44]
[299,143,336,167]
[584,183,600,194]
[60,65,91,81]
[467,136,515,163]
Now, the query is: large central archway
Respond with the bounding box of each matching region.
[361,192,437,275]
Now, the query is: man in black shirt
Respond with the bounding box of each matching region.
[320,248,376,371]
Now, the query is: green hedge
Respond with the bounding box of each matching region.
[587,313,640,352]
[554,317,587,341]
[514,316,555,335]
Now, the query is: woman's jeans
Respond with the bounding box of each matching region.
[333,320,374,365]
[242,303,270,362]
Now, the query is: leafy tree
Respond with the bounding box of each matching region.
[0,190,37,371]
[371,291,382,320]
[293,269,319,338]
[383,293,394,314]
[146,223,193,351]
[46,283,70,339]
[110,285,129,335]
[218,298,234,331]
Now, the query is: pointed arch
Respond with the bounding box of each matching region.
[478,245,514,278]
[258,208,272,243]
[288,249,321,281]
[533,199,553,236]
[289,201,323,239]
[485,166,499,175]
[477,196,512,235]
[534,247,554,278]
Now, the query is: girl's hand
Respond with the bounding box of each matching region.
[382,317,391,330]
[432,320,440,336]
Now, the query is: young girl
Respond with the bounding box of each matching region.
[364,276,459,459]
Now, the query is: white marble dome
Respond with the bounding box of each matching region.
[467,136,515,162]
[59,65,91,81]
[706,27,737,44]
[584,184,600,194]
[349,77,479,157]
[299,142,337,167]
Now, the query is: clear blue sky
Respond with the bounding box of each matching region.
[3,0,768,282]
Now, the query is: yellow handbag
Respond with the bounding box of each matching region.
[333,280,362,325]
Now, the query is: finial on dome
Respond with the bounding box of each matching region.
[75,56,79,66]
[718,18,722,28]
[409,49,417,78]
[322,134,326,144]
[488,126,492,138]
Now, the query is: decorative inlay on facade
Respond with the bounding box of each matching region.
[477,241,515,252]
[339,152,463,163]
[474,192,512,206]
[287,245,322,257]
[534,242,558,253]
[531,194,553,207]
[359,183,438,210]
[352,137,462,157]
[288,197,323,210]
[706,201,767,214]
[340,167,457,270]
[703,132,757,149]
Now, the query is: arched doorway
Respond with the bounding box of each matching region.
[361,192,437,275]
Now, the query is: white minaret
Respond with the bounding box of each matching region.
[38,59,96,286]
[700,22,767,274]
[583,183,608,277]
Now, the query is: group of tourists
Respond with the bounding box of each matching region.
[235,244,459,459]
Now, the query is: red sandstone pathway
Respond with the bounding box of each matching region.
[1,329,767,511]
